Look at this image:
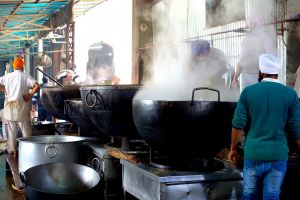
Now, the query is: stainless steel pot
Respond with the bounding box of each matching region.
[17,135,85,173]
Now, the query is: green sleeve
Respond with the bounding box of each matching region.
[286,91,300,140]
[232,89,248,130]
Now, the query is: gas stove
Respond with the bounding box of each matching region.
[86,144,123,200]
[121,159,243,200]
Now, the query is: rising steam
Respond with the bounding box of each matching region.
[134,1,239,102]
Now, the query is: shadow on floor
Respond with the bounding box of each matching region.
[0,154,24,200]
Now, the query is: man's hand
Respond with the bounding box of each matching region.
[228,148,239,164]
[23,93,32,102]
[232,78,239,89]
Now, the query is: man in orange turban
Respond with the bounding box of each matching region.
[12,57,24,70]
[0,57,40,158]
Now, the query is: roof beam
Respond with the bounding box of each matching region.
[0,37,36,42]
[0,32,26,39]
[4,15,52,32]
[0,14,49,19]
[2,2,21,30]
[0,1,67,4]
[0,28,52,33]
[13,18,51,29]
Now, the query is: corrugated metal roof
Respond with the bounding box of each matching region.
[0,0,106,59]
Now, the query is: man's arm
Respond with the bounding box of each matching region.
[229,90,248,163]
[0,85,6,94]
[23,82,40,102]
[232,63,242,88]
[228,128,243,163]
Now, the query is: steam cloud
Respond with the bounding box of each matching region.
[134,0,279,102]
[135,1,239,102]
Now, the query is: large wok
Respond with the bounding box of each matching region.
[64,98,98,132]
[132,87,236,159]
[80,85,140,138]
[20,163,100,200]
[41,85,80,120]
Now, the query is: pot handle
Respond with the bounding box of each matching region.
[20,171,27,187]
[45,143,58,158]
[91,158,101,172]
[190,87,220,105]
[63,100,69,115]
[32,117,41,126]
[85,90,97,108]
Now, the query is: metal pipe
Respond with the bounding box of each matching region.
[34,67,63,87]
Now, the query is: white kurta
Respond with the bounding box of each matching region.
[238,26,276,91]
[0,70,36,153]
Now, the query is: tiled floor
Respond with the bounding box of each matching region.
[0,154,24,200]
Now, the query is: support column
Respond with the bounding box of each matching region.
[65,0,75,70]
[37,39,44,83]
[25,47,30,75]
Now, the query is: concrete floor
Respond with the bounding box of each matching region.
[0,154,24,200]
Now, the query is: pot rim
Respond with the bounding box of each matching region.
[132,99,236,103]
[80,84,141,90]
[41,85,81,89]
[17,135,85,143]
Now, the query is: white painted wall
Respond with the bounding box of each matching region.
[74,0,133,84]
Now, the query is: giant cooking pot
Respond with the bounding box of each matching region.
[20,163,100,200]
[132,87,237,158]
[64,99,98,132]
[41,85,80,120]
[17,135,85,173]
[80,85,141,138]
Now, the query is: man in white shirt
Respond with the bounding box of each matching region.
[0,57,40,157]
[232,15,276,92]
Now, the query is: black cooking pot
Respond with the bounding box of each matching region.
[41,85,80,120]
[64,99,98,132]
[80,85,141,138]
[32,118,56,136]
[20,163,100,200]
[132,87,237,158]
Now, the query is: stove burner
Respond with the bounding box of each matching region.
[150,150,225,171]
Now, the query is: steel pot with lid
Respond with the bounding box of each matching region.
[17,135,85,173]
[20,163,100,200]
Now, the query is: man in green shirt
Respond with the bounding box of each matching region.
[228,54,300,200]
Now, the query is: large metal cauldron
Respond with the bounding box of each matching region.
[64,98,98,132]
[132,87,236,159]
[17,135,85,173]
[80,85,141,138]
[41,85,80,120]
[20,163,100,200]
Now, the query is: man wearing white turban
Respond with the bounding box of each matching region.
[229,54,300,200]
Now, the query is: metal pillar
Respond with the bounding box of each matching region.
[37,39,43,83]
[65,0,75,70]
[25,47,30,74]
[65,22,75,70]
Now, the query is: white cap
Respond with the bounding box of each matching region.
[259,54,281,75]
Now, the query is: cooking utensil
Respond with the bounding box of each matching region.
[17,135,85,173]
[132,87,236,158]
[20,163,100,200]
[80,84,141,138]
